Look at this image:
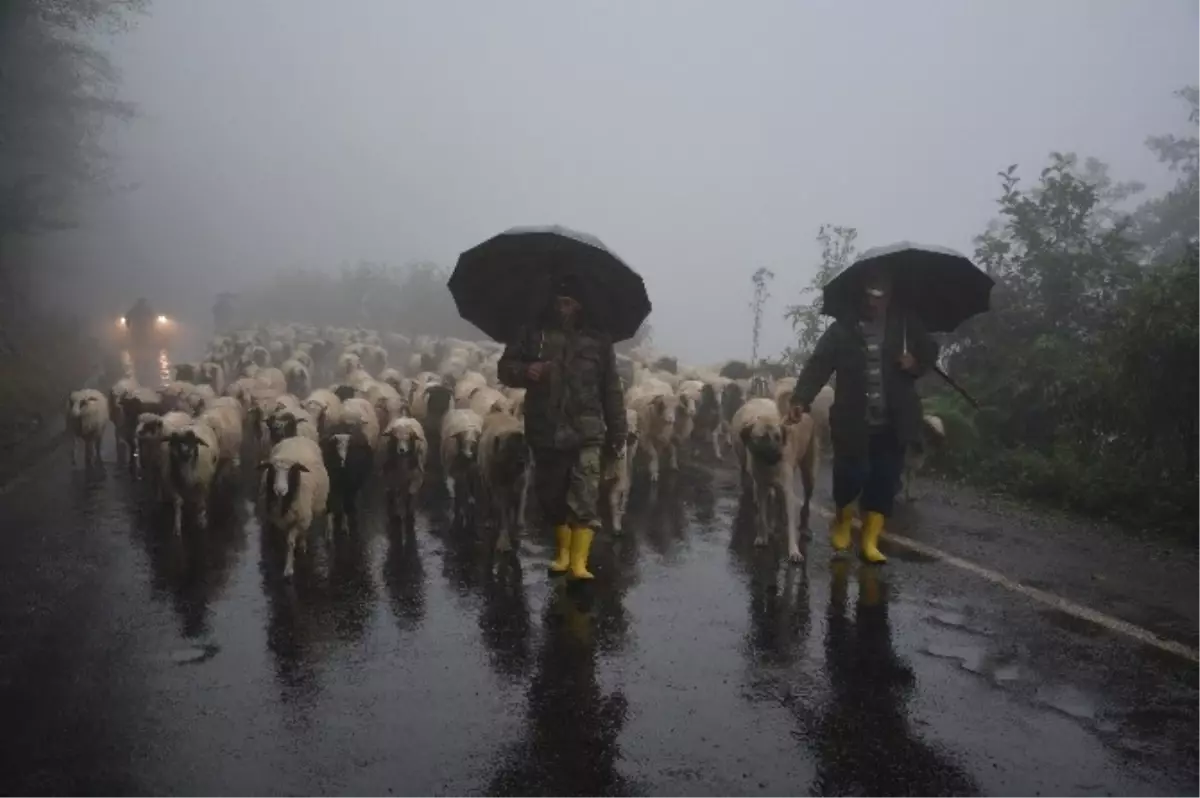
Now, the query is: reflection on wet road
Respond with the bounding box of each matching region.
[0,429,1194,795]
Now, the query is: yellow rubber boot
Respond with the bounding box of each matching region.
[861,511,888,564]
[569,525,595,580]
[830,505,854,553]
[549,525,572,574]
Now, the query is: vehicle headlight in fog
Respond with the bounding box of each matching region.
[155,315,169,326]
[118,316,127,328]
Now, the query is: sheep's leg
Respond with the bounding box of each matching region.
[904,463,913,502]
[284,526,298,578]
[172,495,184,536]
[445,474,456,501]
[752,475,769,548]
[345,489,358,530]
[196,491,209,530]
[70,437,78,466]
[647,445,660,484]
[516,466,529,532]
[784,477,803,564]
[667,442,679,472]
[609,481,623,535]
[495,495,512,553]
[798,446,815,532]
[712,428,722,460]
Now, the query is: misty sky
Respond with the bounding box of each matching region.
[72,0,1198,362]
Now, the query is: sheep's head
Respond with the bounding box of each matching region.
[742,417,785,466]
[136,415,164,440]
[339,353,361,375]
[652,394,678,428]
[491,425,528,467]
[454,428,480,463]
[258,460,309,510]
[333,384,358,403]
[168,429,209,464]
[186,393,207,416]
[174,364,197,383]
[268,411,300,444]
[68,392,96,416]
[199,362,221,384]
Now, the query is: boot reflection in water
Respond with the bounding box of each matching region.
[811,561,973,795]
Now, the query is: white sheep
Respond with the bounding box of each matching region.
[453,370,489,405]
[627,383,680,485]
[466,386,512,418]
[504,387,527,419]
[602,407,640,534]
[68,389,109,466]
[364,380,408,432]
[280,358,312,397]
[134,412,165,480]
[256,367,287,394]
[440,408,483,524]
[302,388,343,436]
[200,397,244,467]
[259,436,329,579]
[383,417,427,524]
[185,383,217,416]
[198,360,226,396]
[478,410,529,552]
[338,351,362,377]
[163,419,221,535]
[339,396,381,451]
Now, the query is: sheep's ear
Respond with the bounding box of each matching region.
[653,396,665,413]
[294,463,309,473]
[739,426,752,445]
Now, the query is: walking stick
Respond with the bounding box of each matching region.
[904,318,981,410]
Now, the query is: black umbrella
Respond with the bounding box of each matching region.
[822,241,994,334]
[449,225,652,344]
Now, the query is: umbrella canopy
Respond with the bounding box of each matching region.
[821,242,994,333]
[450,225,651,344]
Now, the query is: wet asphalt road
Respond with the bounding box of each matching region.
[0,358,1196,796]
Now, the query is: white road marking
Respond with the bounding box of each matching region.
[813,506,1200,664]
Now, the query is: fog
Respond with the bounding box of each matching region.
[50,0,1198,362]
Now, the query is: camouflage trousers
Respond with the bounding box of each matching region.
[532,446,602,530]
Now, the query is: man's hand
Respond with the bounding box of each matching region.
[898,352,917,374]
[788,403,807,424]
[526,362,548,382]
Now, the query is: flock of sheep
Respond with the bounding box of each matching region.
[65,322,944,577]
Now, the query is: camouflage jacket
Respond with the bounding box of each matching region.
[498,325,627,451]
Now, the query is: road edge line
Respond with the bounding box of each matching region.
[813,506,1199,664]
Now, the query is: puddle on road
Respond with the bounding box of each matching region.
[1035,683,1098,720]
[165,642,220,666]
[927,609,990,636]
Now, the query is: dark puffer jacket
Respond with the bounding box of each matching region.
[791,310,938,462]
[498,324,627,452]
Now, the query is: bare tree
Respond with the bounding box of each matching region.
[749,267,775,366]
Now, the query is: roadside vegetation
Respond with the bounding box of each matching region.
[784,88,1199,538]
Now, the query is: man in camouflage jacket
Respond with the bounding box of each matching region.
[498,273,628,581]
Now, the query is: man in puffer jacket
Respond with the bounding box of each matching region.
[498,273,628,581]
